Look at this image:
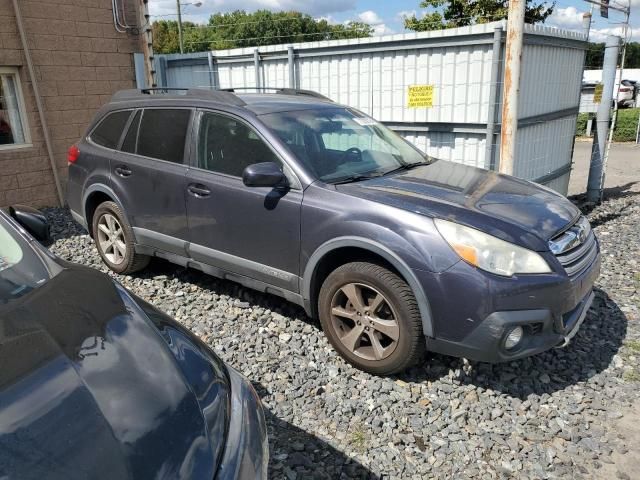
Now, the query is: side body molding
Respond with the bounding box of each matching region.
[301,236,435,338]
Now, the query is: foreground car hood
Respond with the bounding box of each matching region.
[337,160,580,249]
[0,267,227,480]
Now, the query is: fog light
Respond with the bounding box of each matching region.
[504,326,524,350]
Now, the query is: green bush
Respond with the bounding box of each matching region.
[575,108,639,142]
[576,112,588,136]
[614,108,640,142]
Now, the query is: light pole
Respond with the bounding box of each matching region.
[176,1,202,54]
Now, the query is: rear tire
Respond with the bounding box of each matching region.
[318,261,425,375]
[92,201,149,274]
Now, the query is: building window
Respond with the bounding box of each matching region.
[0,67,30,149]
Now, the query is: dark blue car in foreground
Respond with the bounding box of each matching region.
[67,88,600,375]
[0,207,268,480]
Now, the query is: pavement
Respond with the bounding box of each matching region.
[569,140,640,197]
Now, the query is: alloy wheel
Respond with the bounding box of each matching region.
[329,282,400,361]
[96,213,126,265]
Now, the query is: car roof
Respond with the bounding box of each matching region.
[106,88,342,115]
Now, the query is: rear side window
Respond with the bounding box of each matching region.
[90,110,131,149]
[121,110,141,154]
[137,109,191,163]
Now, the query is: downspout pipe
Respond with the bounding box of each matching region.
[11,0,64,207]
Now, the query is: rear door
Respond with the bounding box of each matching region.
[185,110,303,291]
[109,108,192,255]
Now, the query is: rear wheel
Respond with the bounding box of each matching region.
[318,262,424,375]
[92,201,149,274]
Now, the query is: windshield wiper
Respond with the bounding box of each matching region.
[330,173,384,185]
[383,162,429,176]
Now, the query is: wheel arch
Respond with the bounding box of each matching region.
[82,184,132,239]
[302,236,434,338]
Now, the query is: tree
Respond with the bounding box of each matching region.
[152,10,373,54]
[585,42,640,69]
[404,0,554,32]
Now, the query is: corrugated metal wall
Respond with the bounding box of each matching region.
[153,21,587,195]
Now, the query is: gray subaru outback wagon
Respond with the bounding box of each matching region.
[67,88,600,375]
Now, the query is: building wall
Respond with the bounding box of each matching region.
[0,0,142,207]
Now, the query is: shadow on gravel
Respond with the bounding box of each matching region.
[252,383,379,480]
[396,288,628,399]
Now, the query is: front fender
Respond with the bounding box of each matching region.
[302,236,436,338]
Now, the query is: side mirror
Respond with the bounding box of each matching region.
[242,162,288,189]
[9,205,51,243]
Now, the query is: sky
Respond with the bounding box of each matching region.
[148,0,640,42]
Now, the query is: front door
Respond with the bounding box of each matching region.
[185,110,302,292]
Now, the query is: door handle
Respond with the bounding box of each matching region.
[187,184,211,198]
[115,166,132,177]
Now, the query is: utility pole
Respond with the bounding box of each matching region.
[176,0,184,54]
[499,0,525,175]
[139,0,156,87]
[586,35,620,203]
[583,0,630,202]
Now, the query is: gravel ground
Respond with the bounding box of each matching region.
[45,192,640,480]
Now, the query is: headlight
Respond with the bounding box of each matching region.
[434,219,551,276]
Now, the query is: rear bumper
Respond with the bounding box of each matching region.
[215,367,269,480]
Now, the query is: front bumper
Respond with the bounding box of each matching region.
[419,247,601,363]
[425,290,595,363]
[216,367,269,480]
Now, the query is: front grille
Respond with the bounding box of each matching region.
[550,216,598,278]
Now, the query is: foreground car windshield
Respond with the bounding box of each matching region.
[0,217,50,303]
[261,107,433,183]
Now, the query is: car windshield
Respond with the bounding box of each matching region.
[0,216,51,304]
[260,107,434,183]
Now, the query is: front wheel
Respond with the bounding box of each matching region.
[92,201,149,274]
[318,262,425,375]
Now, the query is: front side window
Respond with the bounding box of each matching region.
[137,109,191,163]
[261,107,432,183]
[90,110,132,149]
[197,112,280,177]
[0,68,30,148]
[0,217,51,304]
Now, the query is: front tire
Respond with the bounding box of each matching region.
[318,262,425,375]
[92,201,149,274]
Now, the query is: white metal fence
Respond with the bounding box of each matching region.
[145,21,588,194]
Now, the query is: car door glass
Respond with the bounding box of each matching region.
[137,109,191,163]
[90,110,131,149]
[198,112,280,177]
[121,110,141,154]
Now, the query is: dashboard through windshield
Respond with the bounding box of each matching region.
[260,107,433,183]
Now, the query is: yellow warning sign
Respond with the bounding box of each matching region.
[408,85,435,108]
[594,83,603,104]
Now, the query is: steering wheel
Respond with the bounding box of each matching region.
[341,147,363,162]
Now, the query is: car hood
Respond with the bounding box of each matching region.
[336,160,580,250]
[0,267,228,480]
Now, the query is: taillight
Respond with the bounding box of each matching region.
[68,144,80,164]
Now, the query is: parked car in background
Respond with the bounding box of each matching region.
[618,79,638,108]
[67,88,600,375]
[0,206,268,480]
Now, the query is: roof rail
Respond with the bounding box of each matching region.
[110,88,246,106]
[275,88,332,101]
[219,87,332,102]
